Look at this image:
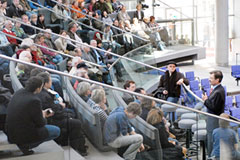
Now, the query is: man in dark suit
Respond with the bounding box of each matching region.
[133,4,144,21]
[6,76,60,155]
[202,70,225,156]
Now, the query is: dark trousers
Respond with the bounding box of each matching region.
[56,118,86,153]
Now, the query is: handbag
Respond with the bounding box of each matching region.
[153,87,167,100]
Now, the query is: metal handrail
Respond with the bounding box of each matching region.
[0,31,101,67]
[2,15,165,73]
[1,54,239,125]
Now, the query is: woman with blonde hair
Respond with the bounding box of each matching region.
[147,108,186,159]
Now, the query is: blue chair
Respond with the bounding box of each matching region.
[185,71,195,81]
[190,80,199,92]
[231,65,240,86]
[194,90,203,98]
[236,94,240,108]
[225,96,233,111]
[230,108,240,127]
[201,78,210,90]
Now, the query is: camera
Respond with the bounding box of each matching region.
[139,0,149,9]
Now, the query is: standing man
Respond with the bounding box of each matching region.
[6,76,60,155]
[202,70,225,156]
[158,61,189,103]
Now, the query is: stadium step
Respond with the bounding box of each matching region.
[0,131,64,160]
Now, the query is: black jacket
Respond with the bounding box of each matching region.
[6,4,25,18]
[90,48,104,64]
[153,122,175,149]
[204,84,225,115]
[37,88,74,127]
[133,10,144,21]
[158,70,189,98]
[6,89,48,145]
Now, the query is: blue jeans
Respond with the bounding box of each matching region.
[167,97,179,103]
[164,97,179,120]
[28,125,60,149]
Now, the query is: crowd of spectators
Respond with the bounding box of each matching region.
[0,0,181,158]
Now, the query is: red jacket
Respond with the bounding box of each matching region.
[2,29,18,45]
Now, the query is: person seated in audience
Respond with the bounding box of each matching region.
[30,14,38,34]
[90,89,109,127]
[30,68,63,97]
[12,19,28,42]
[96,39,123,82]
[134,87,146,104]
[112,19,120,35]
[6,0,25,18]
[67,22,83,50]
[102,11,113,25]
[44,29,57,50]
[92,12,103,31]
[37,72,88,156]
[131,18,150,40]
[117,6,130,22]
[133,4,144,21]
[62,0,71,20]
[94,0,111,14]
[21,38,56,69]
[122,80,136,104]
[104,102,144,160]
[2,20,18,49]
[7,76,60,155]
[124,20,132,32]
[105,0,113,13]
[21,14,35,35]
[211,113,240,160]
[76,81,91,102]
[69,56,82,75]
[82,44,96,62]
[90,39,113,84]
[0,0,7,29]
[88,0,96,13]
[54,30,68,53]
[19,0,32,14]
[37,14,46,31]
[149,16,164,50]
[111,0,122,13]
[35,33,63,64]
[79,1,88,14]
[147,108,186,159]
[140,96,155,121]
[0,32,14,57]
[71,1,85,19]
[141,17,151,34]
[16,50,33,83]
[51,0,64,25]
[73,62,90,89]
